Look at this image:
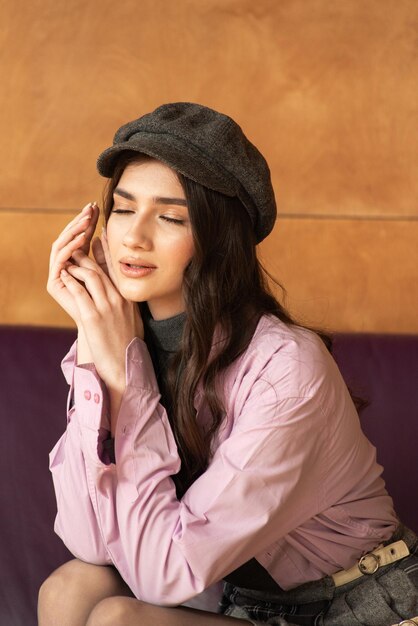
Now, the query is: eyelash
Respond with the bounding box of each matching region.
[111,209,185,225]
[160,216,185,225]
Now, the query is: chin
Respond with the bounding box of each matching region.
[117,285,148,302]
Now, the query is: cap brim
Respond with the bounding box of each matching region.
[96,134,236,200]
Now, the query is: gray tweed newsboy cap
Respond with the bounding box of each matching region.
[97,102,277,242]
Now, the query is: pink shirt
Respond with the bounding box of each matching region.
[49,315,398,605]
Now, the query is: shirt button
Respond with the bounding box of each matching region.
[84,390,91,401]
[94,393,100,404]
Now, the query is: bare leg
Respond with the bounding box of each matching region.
[38,558,134,626]
[86,596,250,626]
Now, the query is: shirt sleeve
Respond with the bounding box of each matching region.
[51,336,330,606]
[49,340,113,565]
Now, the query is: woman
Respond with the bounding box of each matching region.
[39,103,418,626]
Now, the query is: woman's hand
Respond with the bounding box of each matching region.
[48,201,144,431]
[58,229,144,429]
[47,202,100,325]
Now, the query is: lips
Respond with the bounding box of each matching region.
[119,260,157,278]
[119,258,157,269]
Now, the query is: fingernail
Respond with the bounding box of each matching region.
[61,269,68,277]
[76,232,86,238]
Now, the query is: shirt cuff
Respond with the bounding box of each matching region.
[73,363,113,466]
[74,364,110,429]
[72,337,158,467]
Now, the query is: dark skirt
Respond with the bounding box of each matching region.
[220,525,418,626]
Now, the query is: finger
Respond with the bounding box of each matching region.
[71,247,113,289]
[71,247,102,270]
[66,264,112,311]
[49,231,86,276]
[50,205,93,270]
[46,267,82,326]
[61,201,99,258]
[50,200,101,276]
[100,228,118,286]
[51,213,91,257]
[49,230,88,276]
[61,202,95,235]
[51,201,98,266]
[68,257,120,307]
[78,202,101,256]
[91,237,109,276]
[60,269,97,319]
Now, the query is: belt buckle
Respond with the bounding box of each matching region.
[358,552,380,575]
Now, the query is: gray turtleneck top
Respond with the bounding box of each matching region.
[143,308,186,412]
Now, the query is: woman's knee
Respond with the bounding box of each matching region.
[86,596,145,626]
[40,558,113,598]
[38,558,132,625]
[39,560,81,613]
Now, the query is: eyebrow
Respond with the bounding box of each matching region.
[114,187,187,207]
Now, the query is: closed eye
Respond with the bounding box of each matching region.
[160,216,185,225]
[110,208,186,224]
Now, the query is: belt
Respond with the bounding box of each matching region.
[332,539,410,587]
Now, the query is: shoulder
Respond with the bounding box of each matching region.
[229,315,343,402]
[215,315,354,451]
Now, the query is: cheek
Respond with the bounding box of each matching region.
[159,233,194,273]
[176,235,194,270]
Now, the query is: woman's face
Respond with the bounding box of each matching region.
[105,159,194,320]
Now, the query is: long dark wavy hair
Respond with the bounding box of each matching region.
[103,152,335,496]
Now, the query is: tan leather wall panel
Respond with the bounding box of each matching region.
[0,212,75,328]
[1,0,417,216]
[1,211,416,333]
[0,0,417,331]
[259,218,418,334]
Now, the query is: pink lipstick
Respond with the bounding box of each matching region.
[119,262,156,278]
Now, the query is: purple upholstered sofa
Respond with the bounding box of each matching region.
[1,326,417,626]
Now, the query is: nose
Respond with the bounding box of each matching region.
[122,213,153,250]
